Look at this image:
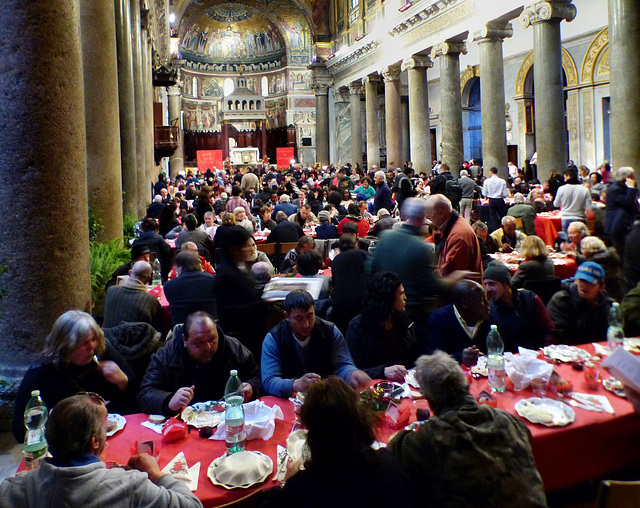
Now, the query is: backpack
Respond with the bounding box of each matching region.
[444,178,462,207]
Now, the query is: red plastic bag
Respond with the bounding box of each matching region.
[162,417,187,443]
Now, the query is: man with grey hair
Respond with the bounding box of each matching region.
[426,194,483,277]
[0,394,202,508]
[274,193,297,217]
[507,192,537,235]
[458,169,478,222]
[490,215,526,253]
[103,260,164,332]
[388,351,546,507]
[373,170,393,214]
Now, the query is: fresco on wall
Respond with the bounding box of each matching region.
[200,76,223,98]
[288,70,312,91]
[268,71,288,95]
[265,98,287,129]
[184,100,219,132]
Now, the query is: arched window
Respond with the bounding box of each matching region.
[235,100,240,110]
[228,100,233,110]
[192,77,198,97]
[224,78,234,97]
[249,100,254,110]
[257,100,261,110]
[242,100,247,110]
[261,76,268,97]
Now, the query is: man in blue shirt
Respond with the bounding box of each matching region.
[373,170,394,214]
[261,290,370,397]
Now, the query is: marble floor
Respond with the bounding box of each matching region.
[0,432,22,482]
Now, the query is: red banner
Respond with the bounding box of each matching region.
[197,150,223,172]
[276,147,295,169]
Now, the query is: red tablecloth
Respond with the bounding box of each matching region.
[148,285,172,332]
[535,212,562,246]
[490,252,577,280]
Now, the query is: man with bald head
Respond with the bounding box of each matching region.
[426,194,483,277]
[490,216,527,253]
[103,261,164,332]
[167,242,215,279]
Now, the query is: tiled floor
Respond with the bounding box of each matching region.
[0,432,22,482]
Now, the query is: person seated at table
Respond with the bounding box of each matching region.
[490,216,526,253]
[259,205,276,231]
[388,351,546,508]
[346,272,417,382]
[146,195,165,220]
[357,198,374,224]
[2,394,203,508]
[507,192,537,235]
[133,218,173,281]
[212,211,236,252]
[273,194,297,217]
[250,261,274,291]
[547,261,614,345]
[354,176,376,200]
[266,211,305,244]
[197,211,217,239]
[102,261,164,333]
[262,376,411,508]
[314,210,339,240]
[472,221,499,267]
[138,311,260,416]
[261,290,371,398]
[295,250,332,301]
[426,280,491,365]
[331,233,368,334]
[370,208,397,237]
[483,261,556,351]
[511,236,555,289]
[337,203,370,237]
[559,220,589,260]
[233,206,254,233]
[580,236,623,301]
[245,235,274,274]
[158,201,180,238]
[288,203,319,228]
[106,243,151,290]
[164,251,216,327]
[12,311,132,442]
[280,235,315,273]
[214,226,268,359]
[167,242,215,280]
[175,214,215,262]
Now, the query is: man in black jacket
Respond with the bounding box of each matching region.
[138,311,261,416]
[266,211,304,243]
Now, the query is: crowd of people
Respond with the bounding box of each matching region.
[4,158,640,507]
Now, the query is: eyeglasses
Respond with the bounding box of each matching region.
[77,391,107,404]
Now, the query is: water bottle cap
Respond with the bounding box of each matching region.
[490,325,497,331]
[230,369,238,376]
[31,390,40,397]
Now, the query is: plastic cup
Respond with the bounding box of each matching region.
[531,377,548,397]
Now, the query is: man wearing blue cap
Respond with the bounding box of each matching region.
[547,261,614,345]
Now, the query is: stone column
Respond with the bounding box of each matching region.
[144,36,156,195]
[0,0,92,418]
[312,84,330,165]
[261,120,268,160]
[115,0,139,216]
[473,23,513,180]
[383,66,402,169]
[402,56,432,173]
[364,74,380,168]
[222,121,230,161]
[334,86,351,165]
[608,0,640,170]
[168,84,184,178]
[349,81,363,168]
[401,97,410,164]
[520,1,576,183]
[131,0,147,214]
[432,42,467,175]
[80,0,124,241]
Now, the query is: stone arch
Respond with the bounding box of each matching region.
[581,27,609,84]
[460,64,480,107]
[515,47,578,97]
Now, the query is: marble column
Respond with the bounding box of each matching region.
[383,66,402,169]
[608,0,640,170]
[432,42,467,175]
[131,0,147,214]
[222,121,230,161]
[312,84,330,165]
[364,74,380,168]
[144,35,156,195]
[349,81,363,168]
[401,97,410,164]
[334,86,351,165]
[0,0,92,419]
[473,23,513,180]
[115,0,139,216]
[402,56,432,173]
[168,85,184,178]
[520,1,576,183]
[80,0,124,241]
[261,120,268,161]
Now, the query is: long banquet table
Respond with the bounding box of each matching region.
[99,343,640,506]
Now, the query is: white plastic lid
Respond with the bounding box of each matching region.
[230,369,238,376]
[490,325,498,331]
[31,390,40,396]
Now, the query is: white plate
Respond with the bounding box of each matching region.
[542,345,592,363]
[515,397,575,427]
[181,401,225,428]
[208,451,273,489]
[471,356,488,377]
[106,413,126,437]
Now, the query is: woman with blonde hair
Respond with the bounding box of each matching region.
[580,236,623,301]
[512,235,555,288]
[12,310,131,442]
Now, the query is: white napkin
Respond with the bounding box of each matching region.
[505,350,554,391]
[211,400,284,441]
[161,451,201,491]
[571,392,615,414]
[141,421,164,434]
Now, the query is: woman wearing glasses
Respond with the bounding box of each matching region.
[12,310,132,442]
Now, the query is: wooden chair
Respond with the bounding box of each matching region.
[276,242,299,272]
[596,480,640,508]
[522,277,562,305]
[256,242,277,264]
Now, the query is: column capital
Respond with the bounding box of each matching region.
[311,83,331,95]
[472,22,514,42]
[430,41,467,59]
[401,56,433,72]
[335,85,350,102]
[167,84,181,96]
[519,1,576,28]
[363,73,380,85]
[381,66,401,82]
[349,80,363,95]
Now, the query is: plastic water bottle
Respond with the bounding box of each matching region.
[23,390,48,470]
[486,325,506,393]
[152,258,162,286]
[224,370,246,454]
[607,302,625,351]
